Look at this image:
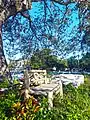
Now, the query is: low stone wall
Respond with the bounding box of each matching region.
[52,74,84,87]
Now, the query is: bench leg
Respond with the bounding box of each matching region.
[59,81,63,98]
[48,91,53,109]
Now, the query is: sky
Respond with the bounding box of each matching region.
[2,1,82,63]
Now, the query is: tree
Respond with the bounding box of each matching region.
[56,59,68,71]
[0,0,90,75]
[0,0,32,74]
[67,57,78,70]
[30,48,68,71]
[79,52,90,71]
[83,28,90,47]
[30,48,53,70]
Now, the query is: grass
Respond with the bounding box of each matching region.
[0,74,90,120]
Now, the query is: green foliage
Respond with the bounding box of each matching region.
[79,52,90,71]
[83,30,90,46]
[35,75,90,120]
[30,48,67,71]
[34,97,52,120]
[52,82,90,120]
[67,53,90,71]
[10,97,39,120]
[13,79,20,84]
[84,74,90,83]
[0,76,90,120]
[67,57,78,70]
[0,84,40,120]
[0,79,9,88]
[0,86,20,120]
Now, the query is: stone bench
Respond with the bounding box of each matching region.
[24,70,63,108]
[30,83,63,108]
[52,74,84,87]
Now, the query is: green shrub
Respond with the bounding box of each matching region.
[35,76,90,120]
[52,83,90,120]
[34,97,53,120]
[0,75,90,120]
[0,81,40,120]
[0,79,9,88]
[0,87,20,120]
[10,97,39,120]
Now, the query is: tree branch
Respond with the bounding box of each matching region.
[32,0,75,5]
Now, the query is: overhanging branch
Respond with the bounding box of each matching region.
[32,0,75,5]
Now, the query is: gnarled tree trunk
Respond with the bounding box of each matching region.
[0,21,7,75]
[0,0,32,76]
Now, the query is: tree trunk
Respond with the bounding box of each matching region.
[0,21,7,75]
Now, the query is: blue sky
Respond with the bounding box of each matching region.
[2,1,81,63]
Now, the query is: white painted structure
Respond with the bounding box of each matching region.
[24,70,63,108]
[52,74,84,87]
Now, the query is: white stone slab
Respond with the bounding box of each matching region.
[52,74,84,87]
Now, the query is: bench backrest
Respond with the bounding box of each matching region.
[30,70,47,84]
[24,70,48,86]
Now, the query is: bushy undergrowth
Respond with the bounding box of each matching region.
[52,84,90,120]
[35,75,90,120]
[0,89,19,119]
[0,80,40,120]
[0,75,90,120]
